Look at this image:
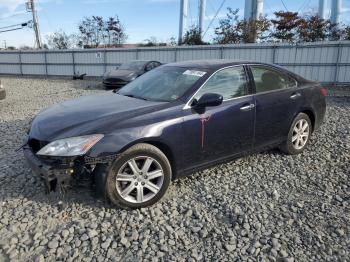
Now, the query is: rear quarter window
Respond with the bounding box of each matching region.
[251,66,297,93]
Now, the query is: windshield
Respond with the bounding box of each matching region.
[118,66,207,102]
[118,61,146,71]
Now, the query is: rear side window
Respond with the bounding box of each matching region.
[251,66,297,93]
[194,66,247,100]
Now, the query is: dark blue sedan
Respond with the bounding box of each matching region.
[24,60,326,209]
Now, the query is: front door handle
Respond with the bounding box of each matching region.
[290,92,301,100]
[240,103,255,112]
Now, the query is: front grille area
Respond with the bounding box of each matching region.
[103,79,128,88]
[28,138,48,153]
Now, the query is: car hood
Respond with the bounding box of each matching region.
[29,92,166,141]
[104,69,138,81]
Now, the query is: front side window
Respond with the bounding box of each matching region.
[251,66,297,93]
[193,66,247,101]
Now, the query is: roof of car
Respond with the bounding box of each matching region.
[163,59,262,69]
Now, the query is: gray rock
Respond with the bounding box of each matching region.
[61,230,70,239]
[120,237,129,247]
[80,234,89,241]
[48,240,59,249]
[224,244,236,252]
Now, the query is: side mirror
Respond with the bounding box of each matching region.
[192,93,223,108]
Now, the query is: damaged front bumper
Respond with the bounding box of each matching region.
[23,146,115,193]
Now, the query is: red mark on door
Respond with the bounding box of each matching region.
[200,115,211,148]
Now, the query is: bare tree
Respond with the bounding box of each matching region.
[106,16,127,46]
[214,8,270,44]
[46,30,75,49]
[78,16,106,48]
[214,8,242,44]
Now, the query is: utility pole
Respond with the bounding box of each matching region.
[3,40,6,49]
[26,0,42,49]
[178,0,188,45]
[244,0,264,42]
[318,0,328,19]
[199,0,206,40]
[331,0,341,25]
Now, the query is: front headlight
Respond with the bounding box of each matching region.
[37,134,104,157]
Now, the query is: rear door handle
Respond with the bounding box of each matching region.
[290,92,301,100]
[240,103,255,112]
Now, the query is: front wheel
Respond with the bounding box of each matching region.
[106,143,172,209]
[280,113,312,155]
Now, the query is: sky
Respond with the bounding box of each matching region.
[0,0,349,48]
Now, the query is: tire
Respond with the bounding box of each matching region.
[106,143,172,209]
[280,113,312,155]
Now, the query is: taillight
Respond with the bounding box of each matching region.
[320,88,328,97]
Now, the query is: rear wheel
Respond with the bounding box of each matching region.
[106,143,171,209]
[280,113,312,155]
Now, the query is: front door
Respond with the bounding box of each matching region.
[182,66,255,170]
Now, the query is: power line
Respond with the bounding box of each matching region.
[298,0,311,13]
[202,0,226,37]
[0,21,32,34]
[0,27,26,34]
[0,22,30,30]
[280,0,288,11]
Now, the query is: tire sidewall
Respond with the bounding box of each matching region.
[286,113,312,154]
[106,144,171,209]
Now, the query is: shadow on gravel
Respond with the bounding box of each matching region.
[71,79,106,91]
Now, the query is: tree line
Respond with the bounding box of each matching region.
[183,8,350,45]
[4,9,350,50]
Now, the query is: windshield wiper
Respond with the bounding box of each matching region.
[120,93,149,101]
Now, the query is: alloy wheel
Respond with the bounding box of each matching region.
[292,119,309,150]
[115,156,164,203]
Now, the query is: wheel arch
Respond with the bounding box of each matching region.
[117,138,178,179]
[299,109,315,132]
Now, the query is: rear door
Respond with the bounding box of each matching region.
[182,66,255,169]
[248,65,303,148]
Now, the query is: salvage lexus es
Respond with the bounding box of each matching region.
[23,60,326,209]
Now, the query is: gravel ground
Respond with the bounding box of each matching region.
[0,77,349,262]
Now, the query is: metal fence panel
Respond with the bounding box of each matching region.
[339,45,350,63]
[138,49,175,63]
[0,53,19,63]
[75,65,104,76]
[338,66,350,82]
[0,64,20,74]
[46,52,73,64]
[0,41,349,83]
[22,65,46,75]
[47,65,74,75]
[106,50,136,64]
[21,52,45,63]
[74,51,104,64]
[176,47,221,61]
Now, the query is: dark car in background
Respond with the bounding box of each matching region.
[102,60,161,89]
[23,60,326,209]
